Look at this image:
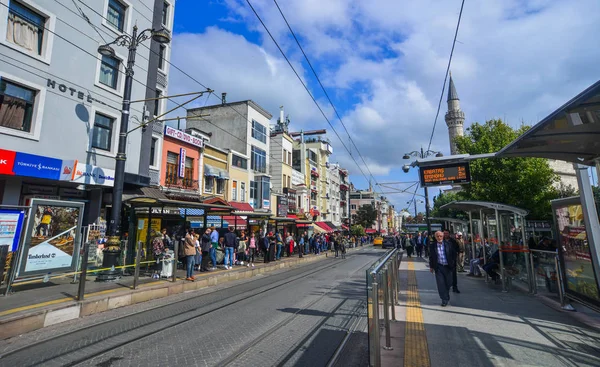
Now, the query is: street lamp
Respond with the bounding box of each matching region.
[403,147,443,242]
[96,26,171,281]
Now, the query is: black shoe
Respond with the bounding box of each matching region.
[441,301,448,307]
[452,288,461,293]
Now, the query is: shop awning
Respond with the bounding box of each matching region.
[218,168,229,179]
[324,221,339,231]
[341,224,349,230]
[312,224,327,233]
[179,208,205,216]
[204,164,220,177]
[230,202,254,212]
[315,222,333,232]
[222,215,247,228]
[365,228,377,234]
[122,186,168,202]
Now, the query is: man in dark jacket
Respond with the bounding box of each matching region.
[429,231,456,307]
[224,227,237,269]
[263,233,271,263]
[200,228,212,272]
[444,230,461,294]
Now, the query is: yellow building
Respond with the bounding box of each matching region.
[227,149,250,205]
[202,143,229,201]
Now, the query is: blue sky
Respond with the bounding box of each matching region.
[167,0,600,213]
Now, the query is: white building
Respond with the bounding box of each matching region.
[327,163,342,227]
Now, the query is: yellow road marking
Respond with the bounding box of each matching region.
[404,260,431,367]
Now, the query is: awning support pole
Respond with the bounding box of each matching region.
[575,163,600,294]
[496,208,507,292]
[468,211,475,261]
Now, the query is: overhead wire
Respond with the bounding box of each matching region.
[244,0,374,190]
[426,0,466,151]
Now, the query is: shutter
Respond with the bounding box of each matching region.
[167,152,178,164]
[185,157,193,168]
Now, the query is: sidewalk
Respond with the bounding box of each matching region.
[383,255,600,367]
[0,245,370,340]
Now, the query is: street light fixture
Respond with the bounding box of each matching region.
[402,147,443,242]
[96,26,171,281]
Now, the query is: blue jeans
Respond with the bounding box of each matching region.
[186,255,195,278]
[225,247,234,267]
[210,247,217,267]
[276,244,283,259]
[304,242,309,255]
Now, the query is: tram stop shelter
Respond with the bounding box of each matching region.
[429,217,470,235]
[440,201,529,292]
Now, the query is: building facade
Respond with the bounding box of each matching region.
[186,99,273,211]
[0,0,173,225]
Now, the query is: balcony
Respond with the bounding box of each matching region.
[157,70,168,89]
[165,174,199,191]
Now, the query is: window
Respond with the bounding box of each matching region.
[204,176,214,193]
[232,154,247,169]
[232,180,238,201]
[250,180,257,200]
[154,90,161,116]
[309,150,318,163]
[292,149,301,170]
[251,120,267,143]
[240,182,246,202]
[162,1,169,26]
[351,205,357,210]
[251,146,266,173]
[184,157,193,187]
[216,179,225,194]
[287,175,291,188]
[107,0,126,32]
[166,151,178,184]
[288,152,292,166]
[261,178,270,202]
[91,113,114,151]
[158,44,165,70]
[282,174,287,188]
[7,1,45,55]
[99,55,119,89]
[150,137,157,166]
[282,149,287,164]
[0,79,35,132]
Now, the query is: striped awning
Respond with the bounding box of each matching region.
[179,208,205,216]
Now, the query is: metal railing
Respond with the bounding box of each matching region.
[366,248,403,367]
[529,249,574,310]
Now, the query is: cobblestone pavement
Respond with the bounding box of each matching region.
[0,247,383,367]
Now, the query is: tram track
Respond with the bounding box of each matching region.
[0,248,376,367]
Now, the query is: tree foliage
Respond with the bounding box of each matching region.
[354,204,377,228]
[351,224,365,237]
[454,119,560,220]
[431,191,467,219]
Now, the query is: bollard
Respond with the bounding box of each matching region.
[524,248,533,294]
[530,251,537,294]
[77,241,90,301]
[133,241,142,290]
[382,267,393,350]
[389,259,397,321]
[172,241,178,282]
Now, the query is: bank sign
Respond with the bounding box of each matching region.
[12,152,62,180]
[60,160,115,187]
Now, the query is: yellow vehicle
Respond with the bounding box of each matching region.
[373,236,383,246]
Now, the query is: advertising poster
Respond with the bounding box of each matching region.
[0,209,25,252]
[19,199,84,277]
[553,198,600,304]
[136,218,162,244]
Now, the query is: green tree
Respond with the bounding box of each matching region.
[431,191,467,219]
[454,119,560,220]
[351,224,365,237]
[355,204,377,228]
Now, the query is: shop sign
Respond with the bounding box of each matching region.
[60,161,115,187]
[164,126,204,148]
[13,152,62,180]
[59,188,86,198]
[0,149,16,175]
[23,184,58,195]
[277,195,289,217]
[263,199,270,210]
[179,148,186,178]
[18,199,84,277]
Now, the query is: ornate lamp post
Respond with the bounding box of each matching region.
[402,148,443,240]
[96,26,171,281]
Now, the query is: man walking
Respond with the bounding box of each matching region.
[209,226,219,270]
[444,230,461,294]
[184,229,196,281]
[415,232,423,257]
[429,231,456,307]
[224,227,236,269]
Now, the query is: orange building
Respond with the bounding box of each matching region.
[160,126,205,194]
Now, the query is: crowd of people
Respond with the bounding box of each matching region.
[150,227,362,281]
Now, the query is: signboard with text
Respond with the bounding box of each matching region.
[179,148,186,178]
[164,126,204,148]
[419,162,471,187]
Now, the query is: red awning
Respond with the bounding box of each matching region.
[230,202,254,212]
[365,228,377,234]
[341,224,349,230]
[223,215,247,228]
[287,214,298,219]
[316,222,333,232]
[381,230,387,234]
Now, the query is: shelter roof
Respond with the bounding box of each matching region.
[439,201,528,216]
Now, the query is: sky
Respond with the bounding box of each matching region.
[166,0,600,214]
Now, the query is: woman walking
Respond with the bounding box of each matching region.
[238,230,247,265]
[247,232,257,267]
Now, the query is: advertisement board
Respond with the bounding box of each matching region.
[0,148,16,175]
[552,197,600,306]
[179,148,186,178]
[0,209,25,252]
[18,199,84,277]
[13,152,62,180]
[277,196,289,217]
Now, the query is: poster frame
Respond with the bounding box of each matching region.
[552,196,600,309]
[0,208,26,252]
[17,199,85,278]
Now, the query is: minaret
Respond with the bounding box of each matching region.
[444,73,465,155]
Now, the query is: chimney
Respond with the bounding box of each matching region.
[279,105,284,123]
[221,92,227,105]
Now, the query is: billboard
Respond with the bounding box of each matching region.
[419,162,471,187]
[18,199,84,277]
[552,197,600,306]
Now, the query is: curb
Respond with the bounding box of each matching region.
[0,245,368,340]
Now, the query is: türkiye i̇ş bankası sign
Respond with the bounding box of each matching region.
[419,162,471,187]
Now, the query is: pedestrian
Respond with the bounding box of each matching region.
[444,230,461,294]
[429,231,456,306]
[263,232,271,263]
[194,232,202,270]
[285,232,293,257]
[247,232,257,267]
[184,228,196,281]
[334,233,340,258]
[310,234,316,254]
[275,231,284,260]
[161,228,172,250]
[151,230,165,275]
[200,228,211,272]
[298,234,304,258]
[340,237,347,259]
[456,232,466,272]
[238,230,248,266]
[406,234,414,257]
[269,232,277,262]
[209,226,219,270]
[416,232,423,257]
[224,227,236,269]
